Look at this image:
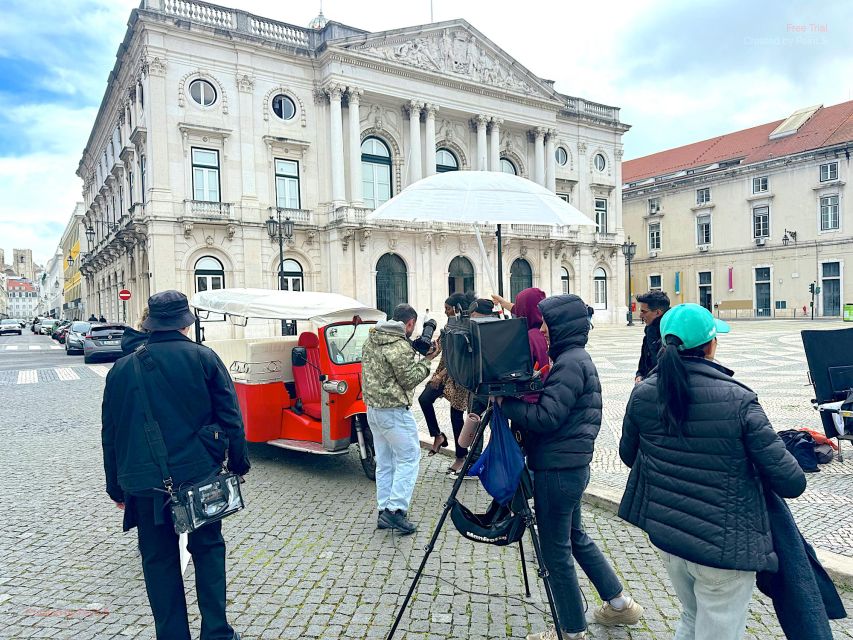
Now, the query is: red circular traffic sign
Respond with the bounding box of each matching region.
[119,289,132,301]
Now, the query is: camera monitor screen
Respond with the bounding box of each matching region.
[801,327,853,403]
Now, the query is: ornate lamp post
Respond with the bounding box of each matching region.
[621,236,637,327]
[266,211,295,335]
[85,226,96,249]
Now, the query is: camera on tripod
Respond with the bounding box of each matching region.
[443,315,543,397]
[411,318,437,356]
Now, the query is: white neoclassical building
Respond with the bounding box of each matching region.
[78,0,630,332]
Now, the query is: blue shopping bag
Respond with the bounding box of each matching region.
[468,404,524,505]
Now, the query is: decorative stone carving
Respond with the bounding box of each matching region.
[359,229,371,252]
[615,148,624,160]
[177,70,229,114]
[352,29,539,95]
[458,236,468,252]
[263,87,307,127]
[341,229,353,252]
[578,141,588,155]
[519,244,528,258]
[236,74,255,92]
[305,231,316,245]
[368,104,384,130]
[388,236,398,251]
[183,221,194,238]
[226,224,236,240]
[141,47,167,77]
[543,240,556,259]
[205,235,215,247]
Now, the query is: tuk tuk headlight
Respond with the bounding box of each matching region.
[322,380,348,395]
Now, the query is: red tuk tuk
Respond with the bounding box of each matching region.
[190,288,386,479]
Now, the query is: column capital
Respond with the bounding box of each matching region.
[474,113,490,127]
[325,83,345,100]
[347,86,363,102]
[546,127,558,139]
[424,103,440,118]
[534,126,547,139]
[490,116,504,127]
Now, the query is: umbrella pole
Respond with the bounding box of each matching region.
[496,224,504,297]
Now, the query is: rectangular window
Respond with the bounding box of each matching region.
[775,300,787,310]
[557,193,571,203]
[274,159,300,210]
[753,206,770,238]
[696,187,711,205]
[648,197,660,214]
[820,162,838,182]
[752,176,768,193]
[191,148,220,202]
[648,222,661,251]
[594,198,608,234]
[820,195,839,230]
[140,155,147,203]
[649,274,662,291]
[697,214,711,245]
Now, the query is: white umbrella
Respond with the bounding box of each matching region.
[365,171,596,295]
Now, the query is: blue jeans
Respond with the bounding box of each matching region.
[367,406,421,513]
[660,550,755,640]
[534,466,623,634]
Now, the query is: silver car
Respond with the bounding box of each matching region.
[0,319,22,335]
[65,321,92,355]
[83,324,127,364]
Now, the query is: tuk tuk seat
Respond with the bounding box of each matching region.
[292,332,323,419]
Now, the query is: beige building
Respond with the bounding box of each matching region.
[78,0,630,333]
[623,102,853,319]
[60,203,87,321]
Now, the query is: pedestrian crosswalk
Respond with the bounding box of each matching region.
[0,345,62,351]
[0,365,113,386]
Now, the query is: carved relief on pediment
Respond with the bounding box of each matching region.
[351,29,540,95]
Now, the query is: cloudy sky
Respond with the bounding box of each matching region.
[0,0,850,266]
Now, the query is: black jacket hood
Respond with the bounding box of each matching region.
[120,327,149,356]
[540,295,589,358]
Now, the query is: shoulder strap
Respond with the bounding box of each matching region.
[136,345,200,432]
[132,353,173,490]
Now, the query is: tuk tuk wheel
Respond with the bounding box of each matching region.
[358,417,376,481]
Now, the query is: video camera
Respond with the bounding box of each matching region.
[443,314,543,397]
[411,318,437,356]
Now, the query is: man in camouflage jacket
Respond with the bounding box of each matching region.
[362,304,437,534]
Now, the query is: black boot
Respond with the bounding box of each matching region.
[384,510,417,535]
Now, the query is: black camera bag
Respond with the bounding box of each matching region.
[443,316,537,396]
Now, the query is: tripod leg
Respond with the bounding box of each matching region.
[386,406,493,640]
[518,539,532,598]
[525,519,564,640]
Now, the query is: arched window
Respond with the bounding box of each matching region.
[361,137,392,209]
[375,253,408,319]
[561,267,570,295]
[195,256,224,292]
[436,148,459,173]
[593,267,608,309]
[448,256,474,295]
[510,258,532,302]
[500,158,517,175]
[276,258,304,292]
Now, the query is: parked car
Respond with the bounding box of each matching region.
[65,321,91,355]
[0,319,23,336]
[33,317,55,335]
[54,323,72,343]
[83,323,127,364]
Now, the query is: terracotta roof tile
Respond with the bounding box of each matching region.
[624,100,853,184]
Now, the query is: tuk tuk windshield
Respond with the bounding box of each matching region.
[325,323,373,365]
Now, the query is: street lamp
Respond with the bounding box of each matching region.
[85,226,96,248]
[782,228,798,246]
[621,236,637,327]
[66,255,74,268]
[267,211,295,335]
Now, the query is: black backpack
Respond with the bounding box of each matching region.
[778,429,820,472]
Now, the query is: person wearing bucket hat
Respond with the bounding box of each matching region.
[102,290,249,640]
[619,303,806,640]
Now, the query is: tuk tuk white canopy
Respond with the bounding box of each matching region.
[191,289,386,325]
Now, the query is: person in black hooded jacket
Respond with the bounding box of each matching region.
[501,294,643,640]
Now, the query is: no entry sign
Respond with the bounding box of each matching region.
[119,289,131,301]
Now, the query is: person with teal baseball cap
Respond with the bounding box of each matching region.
[618,303,806,640]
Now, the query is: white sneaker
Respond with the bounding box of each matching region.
[593,596,644,626]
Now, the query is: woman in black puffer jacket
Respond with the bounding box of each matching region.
[502,295,643,640]
[619,303,806,640]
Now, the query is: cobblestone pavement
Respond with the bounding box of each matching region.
[1,321,852,639]
[415,319,853,559]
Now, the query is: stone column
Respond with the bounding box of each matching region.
[424,104,438,176]
[476,114,489,170]
[489,117,502,171]
[408,101,423,183]
[347,87,363,205]
[534,127,546,186]
[545,128,557,192]
[327,84,346,204]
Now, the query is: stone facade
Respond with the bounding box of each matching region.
[79,0,629,335]
[623,121,851,318]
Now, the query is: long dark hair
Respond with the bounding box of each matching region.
[656,335,711,433]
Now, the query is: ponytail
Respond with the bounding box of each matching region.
[656,336,710,433]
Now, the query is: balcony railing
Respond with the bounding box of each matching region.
[268,207,312,225]
[562,96,621,125]
[184,200,232,218]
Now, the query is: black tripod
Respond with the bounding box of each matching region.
[387,405,564,640]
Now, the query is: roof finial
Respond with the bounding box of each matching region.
[308,1,328,30]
